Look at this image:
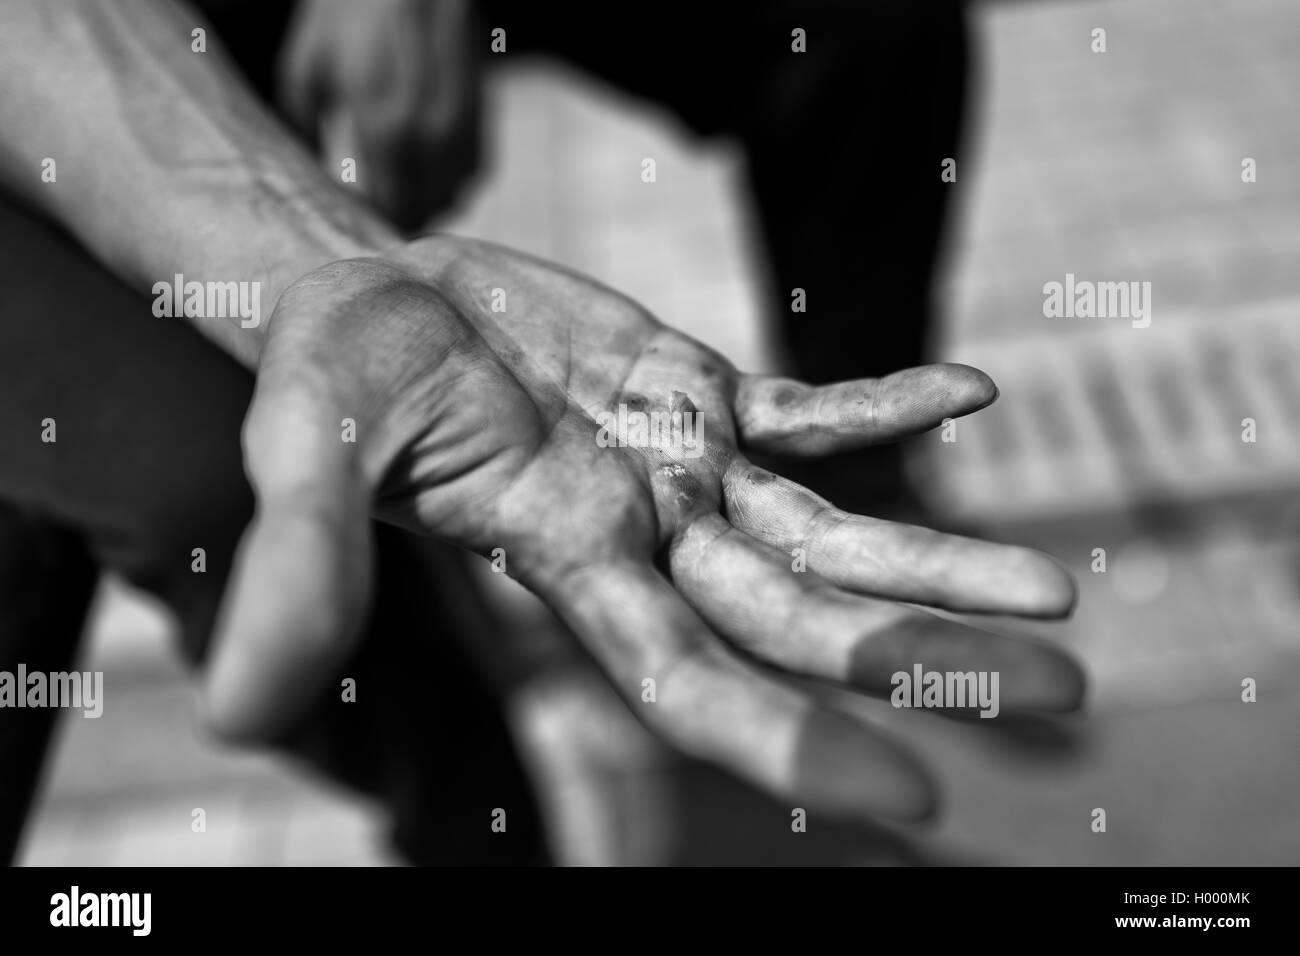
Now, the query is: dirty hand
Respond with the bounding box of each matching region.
[202,235,1084,821]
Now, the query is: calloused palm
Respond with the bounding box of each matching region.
[203,236,1083,821]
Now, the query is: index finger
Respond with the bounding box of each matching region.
[734,363,998,456]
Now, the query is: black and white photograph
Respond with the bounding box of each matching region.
[0,0,1290,927]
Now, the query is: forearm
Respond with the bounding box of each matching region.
[0,0,397,366]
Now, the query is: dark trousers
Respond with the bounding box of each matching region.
[0,0,969,863]
[487,0,970,383]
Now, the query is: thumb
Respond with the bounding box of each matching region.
[275,6,334,146]
[199,373,373,742]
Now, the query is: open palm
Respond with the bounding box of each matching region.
[203,236,1084,821]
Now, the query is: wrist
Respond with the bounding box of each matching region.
[0,0,403,368]
[144,174,400,368]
